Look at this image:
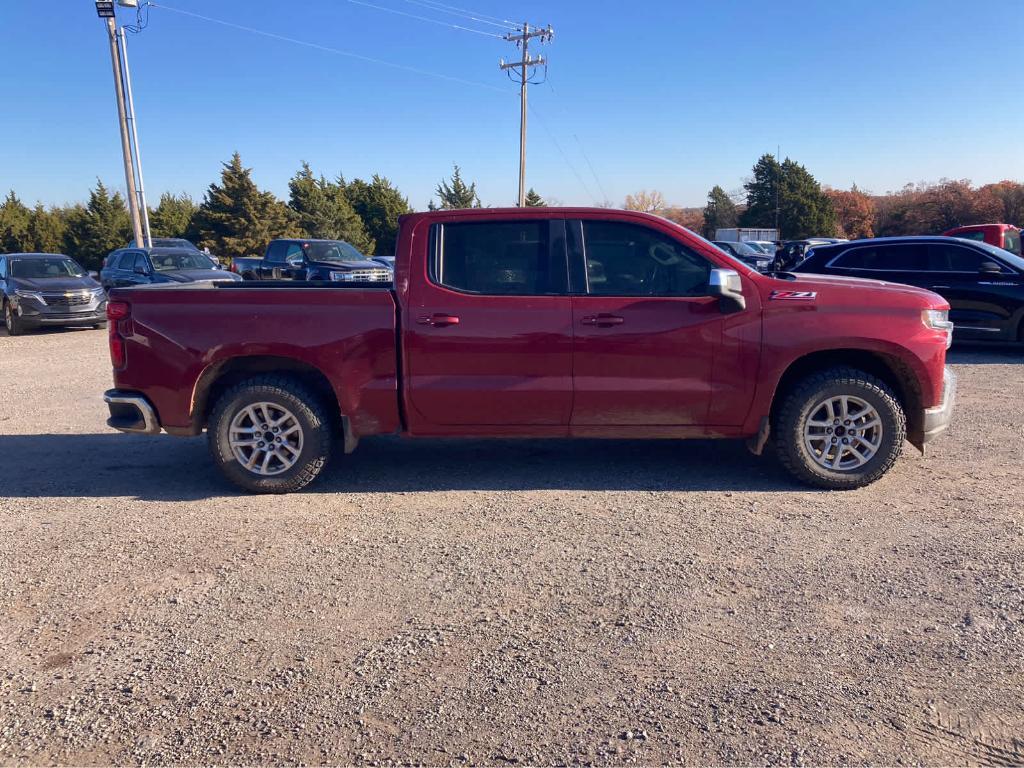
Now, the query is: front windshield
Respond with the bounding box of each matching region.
[150,251,216,271]
[744,242,769,254]
[306,241,365,263]
[10,257,86,279]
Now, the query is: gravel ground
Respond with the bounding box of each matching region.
[1,327,1022,766]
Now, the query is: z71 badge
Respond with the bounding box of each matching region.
[770,290,817,301]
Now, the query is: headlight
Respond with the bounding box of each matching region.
[330,271,354,282]
[922,309,954,348]
[14,289,46,305]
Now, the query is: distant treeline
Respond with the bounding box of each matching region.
[2,151,1021,269]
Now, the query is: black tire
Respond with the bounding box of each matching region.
[93,321,108,330]
[4,300,25,336]
[208,375,333,494]
[773,366,906,490]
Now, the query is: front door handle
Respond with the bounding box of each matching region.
[418,313,461,327]
[931,285,951,290]
[581,314,625,328]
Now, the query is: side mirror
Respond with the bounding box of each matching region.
[979,261,1002,275]
[88,271,99,280]
[285,254,304,267]
[708,268,746,313]
[134,265,148,275]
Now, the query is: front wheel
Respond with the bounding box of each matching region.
[773,367,906,490]
[208,375,334,493]
[4,301,25,336]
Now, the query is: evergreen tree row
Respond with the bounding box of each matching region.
[0,156,528,270]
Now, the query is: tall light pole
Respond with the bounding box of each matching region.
[96,0,150,248]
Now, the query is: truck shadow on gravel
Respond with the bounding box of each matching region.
[0,433,804,500]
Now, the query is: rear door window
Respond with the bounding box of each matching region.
[431,220,564,295]
[266,241,288,263]
[830,244,927,271]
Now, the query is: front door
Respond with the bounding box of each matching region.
[404,216,573,429]
[569,218,736,426]
[926,242,1022,339]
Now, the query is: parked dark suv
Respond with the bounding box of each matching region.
[1,253,107,335]
[100,247,240,290]
[794,236,1024,342]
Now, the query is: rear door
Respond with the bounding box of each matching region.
[568,218,753,427]
[404,216,573,429]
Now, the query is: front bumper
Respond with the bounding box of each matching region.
[13,295,107,327]
[104,390,162,435]
[22,310,106,327]
[922,366,957,444]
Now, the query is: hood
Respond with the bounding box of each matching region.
[161,269,231,283]
[768,272,947,307]
[10,276,100,292]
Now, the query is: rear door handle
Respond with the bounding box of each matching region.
[931,285,951,290]
[418,313,461,327]
[581,314,625,328]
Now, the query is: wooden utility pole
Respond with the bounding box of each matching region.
[500,23,552,207]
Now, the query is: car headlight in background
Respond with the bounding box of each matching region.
[14,289,46,305]
[922,309,954,348]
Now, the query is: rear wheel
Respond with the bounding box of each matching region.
[208,375,333,493]
[4,301,25,336]
[773,367,906,490]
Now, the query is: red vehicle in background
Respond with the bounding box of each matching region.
[943,223,1021,256]
[102,208,956,494]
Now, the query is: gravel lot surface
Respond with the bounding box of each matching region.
[1,327,1022,766]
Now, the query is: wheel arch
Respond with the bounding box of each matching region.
[769,348,924,447]
[191,355,354,449]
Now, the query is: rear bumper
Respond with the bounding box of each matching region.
[922,366,957,444]
[104,390,162,435]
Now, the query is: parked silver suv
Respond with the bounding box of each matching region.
[1,253,107,336]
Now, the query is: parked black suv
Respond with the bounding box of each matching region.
[1,253,107,336]
[100,247,240,290]
[794,236,1024,342]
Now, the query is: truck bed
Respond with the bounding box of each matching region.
[108,283,401,437]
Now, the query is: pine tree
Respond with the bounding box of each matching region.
[190,153,298,259]
[289,163,374,254]
[342,174,412,255]
[26,204,67,254]
[524,188,545,207]
[0,191,31,252]
[149,193,198,239]
[740,154,836,239]
[702,185,738,237]
[63,180,131,269]
[431,165,481,210]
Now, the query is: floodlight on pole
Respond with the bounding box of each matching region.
[95,1,116,18]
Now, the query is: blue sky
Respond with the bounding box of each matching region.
[1,0,1021,210]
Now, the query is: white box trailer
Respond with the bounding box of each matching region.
[715,228,779,243]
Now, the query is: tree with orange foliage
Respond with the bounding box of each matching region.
[825,185,875,239]
[978,181,1024,227]
[623,190,666,214]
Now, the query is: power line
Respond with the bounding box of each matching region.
[345,0,504,38]
[401,0,517,28]
[545,79,609,205]
[150,3,511,93]
[400,0,517,30]
[528,103,596,204]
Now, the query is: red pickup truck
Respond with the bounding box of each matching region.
[103,208,956,493]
